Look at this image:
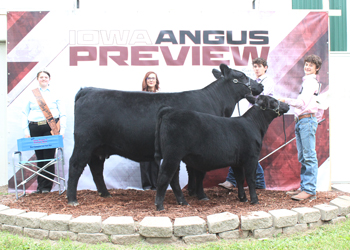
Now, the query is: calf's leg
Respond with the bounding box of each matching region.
[194,170,209,200]
[169,168,188,206]
[88,155,111,197]
[233,167,247,202]
[186,165,196,196]
[155,158,182,211]
[245,163,259,204]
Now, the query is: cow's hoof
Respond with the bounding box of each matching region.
[188,190,196,197]
[198,196,209,201]
[178,201,189,206]
[68,201,79,206]
[98,192,111,198]
[251,200,259,205]
[99,192,112,198]
[156,205,165,211]
[239,198,248,202]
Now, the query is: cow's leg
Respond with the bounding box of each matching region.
[233,167,247,202]
[155,158,182,211]
[194,170,209,200]
[245,164,259,204]
[67,134,99,206]
[169,168,188,206]
[67,159,85,206]
[88,154,111,197]
[67,148,91,206]
[186,165,196,196]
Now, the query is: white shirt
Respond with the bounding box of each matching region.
[257,74,274,97]
[248,74,275,108]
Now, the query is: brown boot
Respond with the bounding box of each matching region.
[218,181,235,190]
[291,191,316,201]
[286,190,301,196]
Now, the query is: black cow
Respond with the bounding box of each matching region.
[154,95,290,211]
[67,64,264,205]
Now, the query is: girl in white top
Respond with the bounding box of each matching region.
[22,71,66,193]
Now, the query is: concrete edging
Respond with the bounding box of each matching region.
[0,196,350,245]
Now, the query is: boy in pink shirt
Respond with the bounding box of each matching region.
[279,54,322,200]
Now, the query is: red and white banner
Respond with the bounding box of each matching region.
[7,10,329,192]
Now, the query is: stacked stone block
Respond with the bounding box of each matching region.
[0,195,349,245]
[102,216,142,245]
[69,215,109,244]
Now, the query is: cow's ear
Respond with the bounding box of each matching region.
[212,69,223,80]
[245,94,256,104]
[219,64,229,76]
[220,64,235,81]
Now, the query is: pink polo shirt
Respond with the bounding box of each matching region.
[284,74,319,119]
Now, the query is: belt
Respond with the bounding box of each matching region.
[294,114,315,122]
[29,118,59,125]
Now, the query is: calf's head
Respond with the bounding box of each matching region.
[247,94,290,116]
[219,64,264,96]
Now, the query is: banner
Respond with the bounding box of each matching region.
[7,10,329,192]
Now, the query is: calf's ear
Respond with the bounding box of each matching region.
[256,96,268,108]
[212,69,223,80]
[245,94,256,104]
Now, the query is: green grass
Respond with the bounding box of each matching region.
[0,219,350,250]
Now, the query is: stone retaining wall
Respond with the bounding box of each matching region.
[1,195,350,245]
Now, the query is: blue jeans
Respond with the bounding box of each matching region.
[295,116,318,195]
[226,162,266,189]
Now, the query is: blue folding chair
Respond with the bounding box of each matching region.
[12,135,66,199]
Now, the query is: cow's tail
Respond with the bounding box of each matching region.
[154,106,172,168]
[74,87,89,103]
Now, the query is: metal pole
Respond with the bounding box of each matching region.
[259,137,296,162]
[259,118,325,162]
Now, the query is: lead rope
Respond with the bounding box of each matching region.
[238,77,254,117]
[283,114,286,143]
[237,77,251,117]
[259,79,322,162]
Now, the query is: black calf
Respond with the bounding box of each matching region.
[155,95,289,211]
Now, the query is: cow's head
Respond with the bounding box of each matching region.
[219,64,264,96]
[246,94,290,116]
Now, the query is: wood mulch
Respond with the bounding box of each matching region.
[1,187,348,222]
